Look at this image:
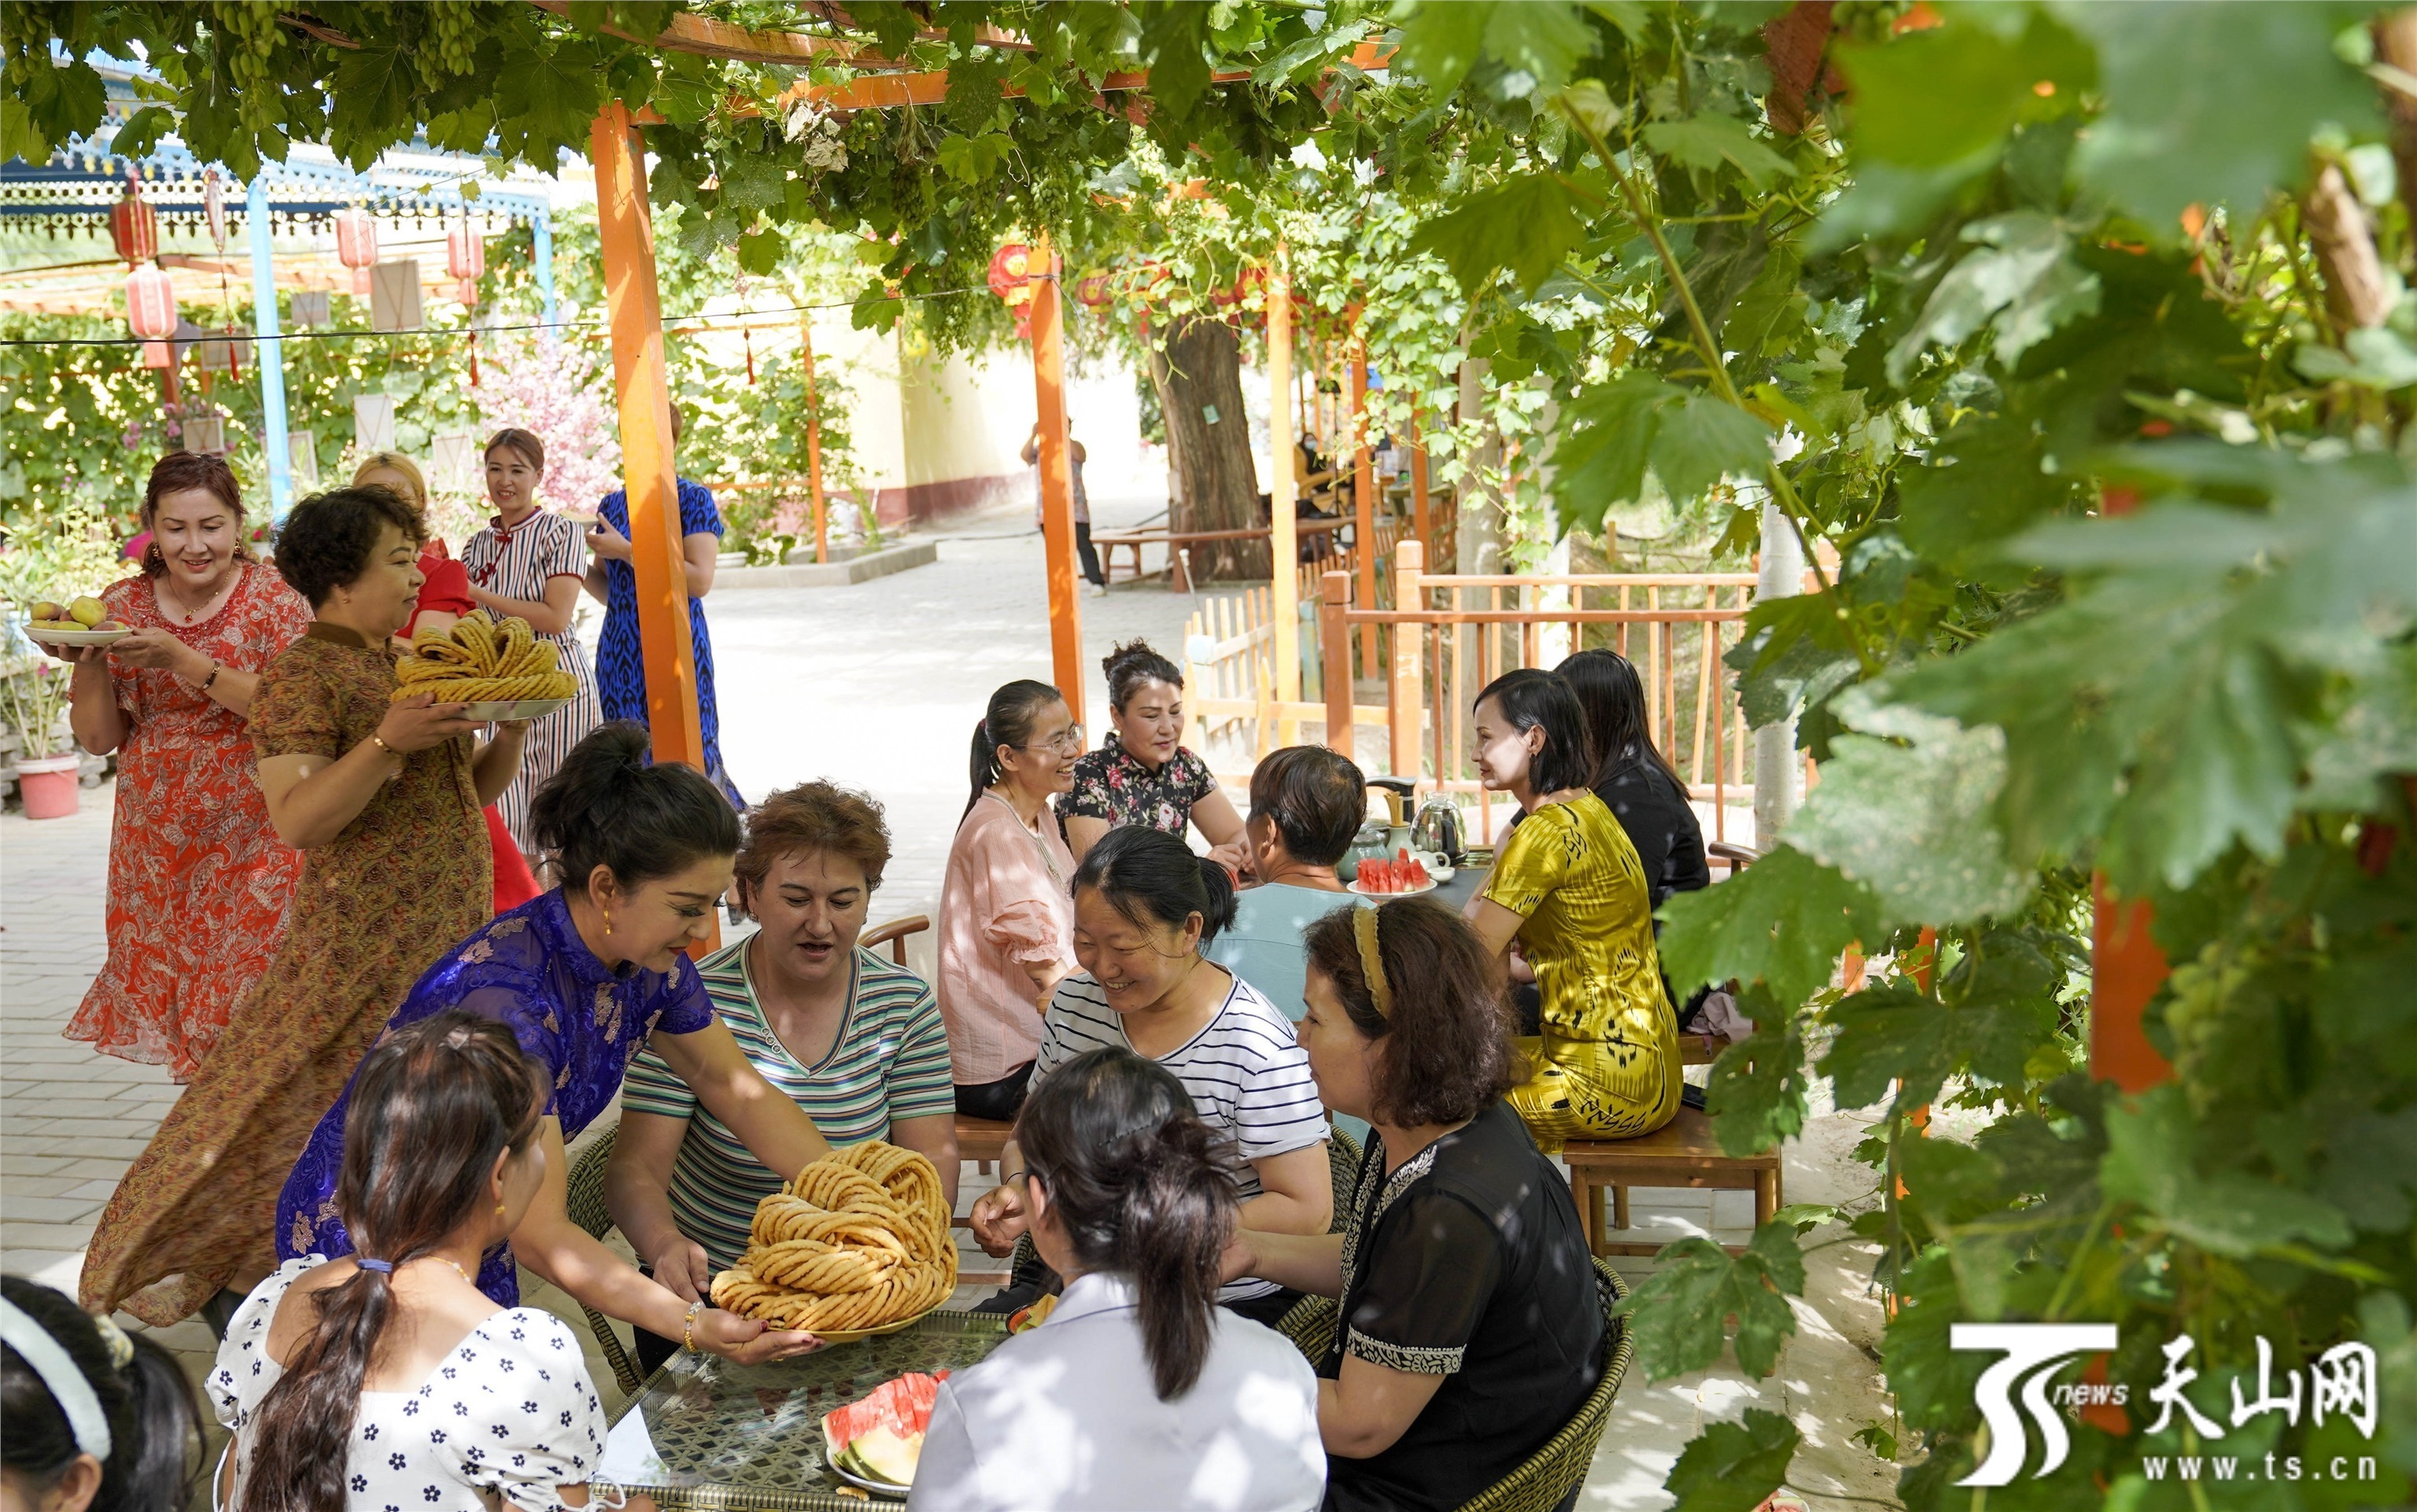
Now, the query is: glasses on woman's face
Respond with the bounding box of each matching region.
[1020,725,1085,756]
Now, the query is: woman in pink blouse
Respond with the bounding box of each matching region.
[938,680,1081,1121]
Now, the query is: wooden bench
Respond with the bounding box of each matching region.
[1094,516,1354,590]
[860,913,928,966]
[1563,1104,1780,1258]
[954,1115,1013,1172]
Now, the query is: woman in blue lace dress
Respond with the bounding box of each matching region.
[274,723,832,1365]
[581,411,741,808]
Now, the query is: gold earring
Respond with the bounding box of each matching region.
[495,1201,507,1217]
[603,910,613,937]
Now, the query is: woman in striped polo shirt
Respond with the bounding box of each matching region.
[610,780,960,1375]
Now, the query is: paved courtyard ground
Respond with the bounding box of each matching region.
[0,499,1897,1509]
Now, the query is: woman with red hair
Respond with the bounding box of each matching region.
[53,452,311,1080]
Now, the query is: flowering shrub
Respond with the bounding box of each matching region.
[470,334,621,514]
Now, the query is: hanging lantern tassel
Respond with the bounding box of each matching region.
[227,326,242,382]
[469,326,481,388]
[744,324,757,385]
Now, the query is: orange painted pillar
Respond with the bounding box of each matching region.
[1349,330,1377,670]
[1028,230,1086,726]
[591,100,714,952]
[2086,480,2172,1090]
[2091,880,2174,1090]
[1268,268,1301,742]
[1408,402,1431,557]
[1321,570,1355,755]
[802,319,828,565]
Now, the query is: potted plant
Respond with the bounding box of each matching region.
[2,651,79,819]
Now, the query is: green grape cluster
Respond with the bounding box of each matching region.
[425,4,482,77]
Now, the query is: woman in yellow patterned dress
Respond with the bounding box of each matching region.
[1461,669,1678,1149]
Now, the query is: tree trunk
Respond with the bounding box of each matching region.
[1148,314,1266,581]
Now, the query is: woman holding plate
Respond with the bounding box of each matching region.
[461,427,602,867]
[352,449,541,916]
[54,451,312,1082]
[275,722,836,1366]
[81,485,526,1331]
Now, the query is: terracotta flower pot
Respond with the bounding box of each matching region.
[16,754,80,820]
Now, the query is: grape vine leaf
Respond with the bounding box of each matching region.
[1659,845,1880,1006]
[2064,1,2381,231]
[1783,691,2034,925]
[2101,1086,2354,1257]
[1408,172,1590,296]
[1662,1408,1800,1512]
[1833,9,2094,170]
[1614,1223,1805,1381]
[1642,112,1796,190]
[1648,394,1773,503]
[1896,413,2084,574]
[1886,212,2101,384]
[1706,1001,1810,1158]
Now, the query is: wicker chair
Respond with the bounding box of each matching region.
[1272,1250,1633,1512]
[563,1123,647,1397]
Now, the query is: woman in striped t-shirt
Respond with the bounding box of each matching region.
[969,826,1331,1325]
[461,428,603,866]
[611,781,958,1375]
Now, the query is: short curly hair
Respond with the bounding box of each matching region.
[1303,896,1515,1127]
[1247,746,1366,868]
[735,780,892,906]
[272,486,426,608]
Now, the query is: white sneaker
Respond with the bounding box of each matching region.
[1087,582,1109,597]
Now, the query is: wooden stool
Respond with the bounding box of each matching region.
[1678,1032,1721,1066]
[1564,1105,1780,1258]
[954,1115,1013,1174]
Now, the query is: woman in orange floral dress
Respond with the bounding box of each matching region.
[79,484,527,1329]
[56,453,311,1080]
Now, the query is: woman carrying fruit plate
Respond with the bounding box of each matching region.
[52,452,311,1082]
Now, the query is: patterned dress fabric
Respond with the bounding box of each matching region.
[1479,791,1678,1147]
[275,887,715,1306]
[1057,732,1217,837]
[593,480,741,808]
[79,621,490,1326]
[68,563,310,1080]
[461,510,602,858]
[212,1257,607,1512]
[1322,1101,1603,1512]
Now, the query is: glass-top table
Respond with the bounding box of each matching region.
[596,1310,1008,1510]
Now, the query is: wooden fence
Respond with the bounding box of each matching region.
[1183,534,1780,848]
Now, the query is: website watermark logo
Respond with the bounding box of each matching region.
[1951,1326,2380,1488]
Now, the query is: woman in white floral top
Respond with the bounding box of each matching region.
[1058,640,1249,874]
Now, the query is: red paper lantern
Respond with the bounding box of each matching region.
[454,277,478,306]
[109,172,157,267]
[125,265,177,368]
[334,207,378,270]
[447,222,485,282]
[987,242,1032,301]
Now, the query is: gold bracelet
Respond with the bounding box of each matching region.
[682,1299,704,1352]
[367,733,397,759]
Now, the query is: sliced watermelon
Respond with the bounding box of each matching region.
[826,1371,945,1452]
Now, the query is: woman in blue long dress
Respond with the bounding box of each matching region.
[581,445,742,808]
[275,722,830,1365]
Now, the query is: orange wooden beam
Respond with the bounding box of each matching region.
[1028,230,1087,727]
[802,319,830,566]
[1349,323,1377,671]
[2090,881,2173,1091]
[590,101,718,953]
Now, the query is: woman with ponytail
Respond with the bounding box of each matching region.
[211,1014,611,1510]
[1227,898,1602,1512]
[273,723,836,1369]
[969,826,1331,1323]
[910,1047,1323,1512]
[2,1275,200,1512]
[936,680,1081,1121]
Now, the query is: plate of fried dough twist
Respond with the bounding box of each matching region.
[710,1141,958,1343]
[391,609,577,721]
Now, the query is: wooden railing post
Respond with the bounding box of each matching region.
[1321,570,1354,758]
[1390,539,1424,781]
[801,318,828,564]
[1349,329,1378,672]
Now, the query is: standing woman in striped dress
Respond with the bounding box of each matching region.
[461,427,603,868]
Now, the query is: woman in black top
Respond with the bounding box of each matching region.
[1559,648,1710,908]
[1227,898,1602,1512]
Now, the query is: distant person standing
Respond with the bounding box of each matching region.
[1024,421,1105,596]
[461,427,603,865]
[583,405,742,808]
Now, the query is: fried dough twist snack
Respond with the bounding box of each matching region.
[710,1141,958,1333]
[390,609,577,705]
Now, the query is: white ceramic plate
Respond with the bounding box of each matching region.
[24,625,131,647]
[824,1446,909,1500]
[455,697,574,722]
[1348,878,1438,899]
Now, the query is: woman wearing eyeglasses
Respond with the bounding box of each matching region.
[938,680,1084,1122]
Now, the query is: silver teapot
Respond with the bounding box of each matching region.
[1410,796,1464,864]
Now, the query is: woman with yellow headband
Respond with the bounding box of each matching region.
[1225,898,1603,1512]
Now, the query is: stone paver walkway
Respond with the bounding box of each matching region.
[1,499,1897,1509]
